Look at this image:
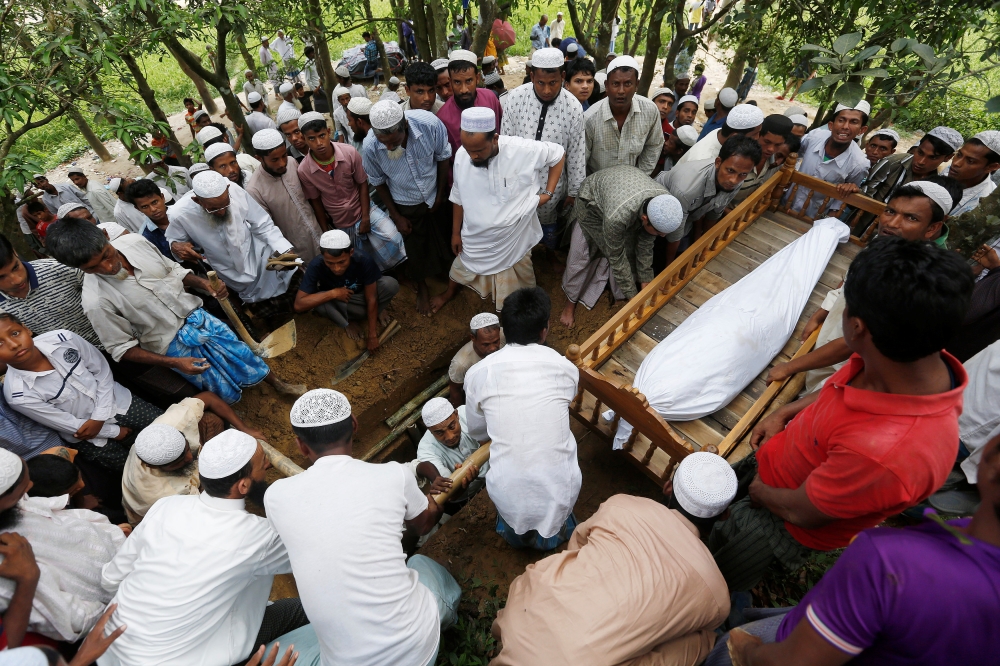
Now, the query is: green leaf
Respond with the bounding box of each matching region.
[853,68,889,78]
[986,96,1000,113]
[832,32,863,56]
[797,78,823,94]
[910,42,937,64]
[822,72,845,85]
[800,43,835,55]
[833,82,867,106]
[810,56,842,66]
[850,45,883,63]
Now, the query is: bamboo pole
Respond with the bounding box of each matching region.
[365,386,449,461]
[259,439,304,477]
[385,374,450,428]
[432,443,490,505]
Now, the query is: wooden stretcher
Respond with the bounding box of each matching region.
[564,157,886,486]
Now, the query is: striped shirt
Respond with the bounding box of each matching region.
[0,259,101,348]
[0,391,63,459]
[361,110,452,207]
[584,95,664,176]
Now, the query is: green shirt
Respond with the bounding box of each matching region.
[933,223,949,249]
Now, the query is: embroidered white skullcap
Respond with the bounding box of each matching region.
[927,126,964,153]
[675,125,699,147]
[135,423,187,466]
[483,72,502,86]
[470,312,500,331]
[0,647,48,666]
[974,130,1000,156]
[379,91,402,104]
[369,100,405,130]
[606,55,640,75]
[204,142,236,165]
[649,87,674,101]
[56,202,87,218]
[834,100,872,116]
[431,58,450,71]
[276,107,302,127]
[449,49,478,66]
[0,448,23,496]
[872,128,900,144]
[192,170,230,198]
[299,111,326,128]
[252,128,285,151]
[389,76,401,84]
[193,109,210,121]
[676,94,698,108]
[788,114,809,127]
[290,389,352,427]
[421,397,456,428]
[481,56,496,65]
[247,91,263,104]
[198,430,258,479]
[461,107,495,133]
[672,451,737,518]
[531,47,564,69]
[646,194,683,235]
[726,104,764,131]
[333,85,350,98]
[279,82,294,95]
[108,177,123,193]
[67,166,85,176]
[717,87,738,108]
[783,106,807,118]
[335,65,350,77]
[906,180,955,215]
[196,126,223,145]
[320,229,352,250]
[566,42,578,53]
[348,97,373,115]
[188,162,210,176]
[98,222,128,241]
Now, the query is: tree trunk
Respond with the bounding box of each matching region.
[67,106,112,162]
[629,4,651,57]
[724,44,749,89]
[362,0,394,82]
[471,0,499,57]
[120,52,190,167]
[0,196,32,257]
[306,0,338,113]
[622,0,632,54]
[427,0,448,58]
[408,0,434,61]
[168,44,219,115]
[235,32,258,76]
[637,0,670,96]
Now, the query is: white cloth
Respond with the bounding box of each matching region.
[550,18,565,40]
[246,110,278,136]
[113,199,149,234]
[4,330,132,446]
[416,405,490,478]
[675,128,722,166]
[165,185,294,303]
[0,495,124,641]
[243,79,267,101]
[959,341,1000,483]
[333,104,355,143]
[273,36,295,63]
[465,343,581,537]
[952,176,997,217]
[99,493,291,666]
[613,218,850,448]
[450,135,564,275]
[264,456,439,666]
[79,180,118,224]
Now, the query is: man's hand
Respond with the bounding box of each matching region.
[246,643,299,666]
[451,234,462,256]
[430,193,444,213]
[0,533,39,584]
[538,193,552,208]
[68,604,126,666]
[749,406,794,451]
[171,242,204,262]
[329,287,353,302]
[391,212,412,235]
[835,182,860,198]
[801,307,829,341]
[366,330,380,353]
[747,474,766,509]
[727,628,763,666]
[766,362,793,384]
[359,216,371,235]
[112,427,131,441]
[198,276,228,300]
[173,356,210,375]
[454,462,478,488]
[563,196,575,209]
[975,245,1000,270]
[429,475,453,494]
[118,523,133,537]
[74,419,105,441]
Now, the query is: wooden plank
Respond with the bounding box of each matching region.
[720,242,767,271]
[611,332,657,374]
[598,356,635,385]
[754,217,803,245]
[641,312,675,342]
[691,269,731,295]
[672,418,724,449]
[676,279,718,309]
[704,253,755,285]
[740,223,793,256]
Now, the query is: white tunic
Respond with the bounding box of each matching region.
[464,343,581,537]
[674,128,722,166]
[959,340,1000,483]
[113,199,149,234]
[416,405,490,478]
[449,135,564,275]
[165,185,294,303]
[72,180,118,225]
[99,493,291,666]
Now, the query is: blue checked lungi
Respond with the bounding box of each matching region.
[355,203,407,271]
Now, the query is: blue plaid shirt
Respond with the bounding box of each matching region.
[0,391,63,459]
[364,40,379,66]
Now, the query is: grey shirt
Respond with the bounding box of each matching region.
[656,158,739,241]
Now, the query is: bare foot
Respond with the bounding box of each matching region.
[429,294,449,314]
[416,283,432,316]
[560,302,576,328]
[378,310,392,327]
[345,322,363,340]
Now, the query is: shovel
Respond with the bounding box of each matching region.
[331,319,401,385]
[206,271,297,358]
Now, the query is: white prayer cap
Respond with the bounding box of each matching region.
[449,49,478,66]
[566,43,578,53]
[290,389,352,427]
[834,100,871,116]
[379,91,402,104]
[431,58,450,71]
[279,82,294,95]
[252,128,285,151]
[333,85,350,98]
[0,448,23,496]
[32,173,45,179]
[974,130,1000,156]
[470,312,500,331]
[788,114,809,127]
[646,194,683,235]
[369,100,405,130]
[676,94,698,108]
[927,126,964,153]
[299,111,326,128]
[247,91,263,104]
[135,423,187,466]
[649,87,674,101]
[783,106,807,118]
[56,202,87,218]
[531,47,564,69]
[389,76,400,84]
[726,104,764,131]
[675,125,699,147]
[320,229,352,250]
[245,69,254,75]
[196,126,223,145]
[461,107,495,133]
[422,397,456,428]
[189,162,210,176]
[0,647,48,666]
[108,177,123,193]
[672,451,737,518]
[192,170,230,198]
[335,65,350,77]
[606,55,640,75]
[159,186,173,203]
[905,180,955,215]
[483,72,502,86]
[704,98,716,111]
[348,97,372,115]
[482,56,496,65]
[67,166,85,176]
[594,72,606,93]
[204,142,236,165]
[98,222,128,241]
[199,430,258,479]
[276,107,302,127]
[193,109,210,121]
[717,87,738,108]
[872,128,900,144]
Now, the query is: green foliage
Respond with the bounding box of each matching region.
[436,575,504,665]
[753,549,843,608]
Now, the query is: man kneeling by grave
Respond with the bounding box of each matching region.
[415,397,488,514]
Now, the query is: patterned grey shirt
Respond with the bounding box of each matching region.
[0,259,101,348]
[656,158,739,242]
[584,95,664,176]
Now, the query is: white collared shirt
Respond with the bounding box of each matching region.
[99,492,291,666]
[464,343,581,537]
[788,128,869,217]
[113,199,149,234]
[952,176,997,217]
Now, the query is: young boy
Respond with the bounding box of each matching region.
[415,397,487,510]
[182,98,200,142]
[27,454,86,499]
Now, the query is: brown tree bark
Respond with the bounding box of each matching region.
[471,0,499,57]
[66,106,112,161]
[408,0,434,61]
[305,0,338,113]
[168,44,219,115]
[234,32,258,76]
[637,0,670,96]
[120,52,190,167]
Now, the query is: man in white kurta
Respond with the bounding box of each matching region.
[464,287,582,550]
[430,107,565,313]
[109,177,150,234]
[68,168,117,224]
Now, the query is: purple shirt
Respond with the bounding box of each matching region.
[436,90,503,156]
[690,74,707,99]
[777,517,1000,664]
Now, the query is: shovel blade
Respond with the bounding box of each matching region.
[256,320,297,359]
[331,351,370,385]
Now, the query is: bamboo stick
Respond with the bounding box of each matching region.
[431,442,491,505]
[259,439,305,477]
[366,386,449,461]
[385,374,449,428]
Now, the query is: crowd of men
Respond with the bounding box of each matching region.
[2,29,1000,666]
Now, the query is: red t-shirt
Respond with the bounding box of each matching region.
[298,142,367,229]
[756,352,967,551]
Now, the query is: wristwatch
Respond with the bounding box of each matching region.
[540,189,554,197]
